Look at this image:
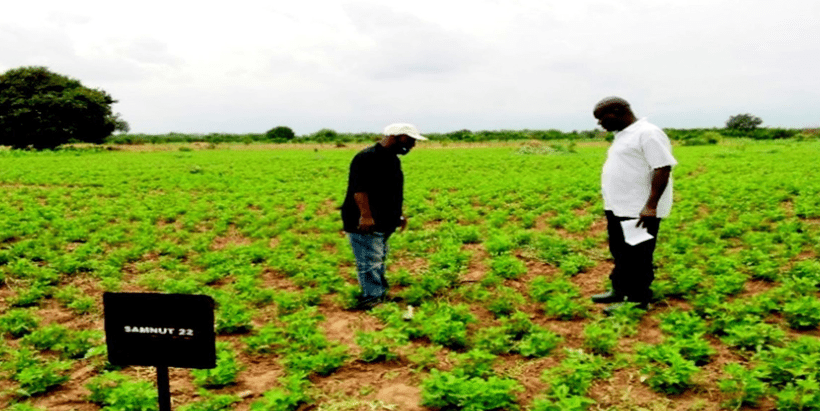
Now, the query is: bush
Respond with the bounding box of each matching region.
[265,126,295,142]
[0,66,128,149]
[726,113,763,132]
[679,131,721,146]
[310,128,339,143]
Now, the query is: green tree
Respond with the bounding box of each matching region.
[0,66,129,149]
[726,113,763,132]
[265,126,295,142]
[312,128,338,143]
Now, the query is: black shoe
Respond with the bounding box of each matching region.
[603,301,650,316]
[353,295,382,311]
[384,294,404,303]
[591,290,625,304]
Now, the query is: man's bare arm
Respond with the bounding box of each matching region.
[354,192,375,231]
[637,166,671,228]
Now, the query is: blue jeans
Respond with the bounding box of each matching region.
[348,232,391,300]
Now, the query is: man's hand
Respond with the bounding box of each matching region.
[399,216,408,231]
[358,216,375,232]
[637,205,657,228]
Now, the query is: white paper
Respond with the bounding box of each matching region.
[620,219,654,246]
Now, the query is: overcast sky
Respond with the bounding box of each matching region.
[2,0,818,135]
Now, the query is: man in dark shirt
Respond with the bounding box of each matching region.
[342,123,426,310]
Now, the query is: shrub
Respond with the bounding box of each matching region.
[310,128,339,143]
[0,66,128,149]
[679,131,721,146]
[726,113,763,132]
[265,126,295,142]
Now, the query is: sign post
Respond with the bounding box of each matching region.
[104,293,216,410]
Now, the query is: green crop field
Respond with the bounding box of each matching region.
[1,139,819,411]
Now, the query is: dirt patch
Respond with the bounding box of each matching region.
[373,383,423,410]
[571,261,612,298]
[461,243,489,283]
[319,309,383,349]
[211,225,253,250]
[311,361,421,408]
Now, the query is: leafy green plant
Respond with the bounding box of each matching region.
[8,282,51,307]
[635,343,699,395]
[281,343,348,376]
[450,349,498,379]
[486,286,524,318]
[500,311,534,340]
[775,378,820,411]
[558,253,594,276]
[355,328,408,363]
[542,349,611,397]
[250,374,311,411]
[515,328,562,358]
[543,293,589,320]
[20,323,101,359]
[473,326,514,355]
[191,342,242,387]
[86,371,158,410]
[721,321,785,352]
[658,309,707,337]
[719,362,767,409]
[666,335,715,366]
[490,254,526,279]
[783,295,820,330]
[214,296,254,334]
[243,322,286,354]
[0,308,40,338]
[407,345,441,372]
[529,384,596,411]
[752,336,820,389]
[421,368,523,411]
[582,321,620,356]
[12,357,71,397]
[529,275,579,303]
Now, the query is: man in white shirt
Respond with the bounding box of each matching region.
[591,97,677,313]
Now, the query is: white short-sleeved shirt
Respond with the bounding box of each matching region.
[601,118,677,218]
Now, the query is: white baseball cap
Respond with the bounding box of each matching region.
[383,123,427,140]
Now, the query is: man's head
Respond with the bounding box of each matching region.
[593,96,636,132]
[382,123,427,155]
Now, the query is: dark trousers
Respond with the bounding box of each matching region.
[605,210,661,304]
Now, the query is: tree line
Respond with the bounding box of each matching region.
[1,66,815,150]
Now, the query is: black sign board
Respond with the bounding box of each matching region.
[103,292,216,369]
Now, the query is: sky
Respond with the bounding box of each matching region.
[1,0,818,135]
